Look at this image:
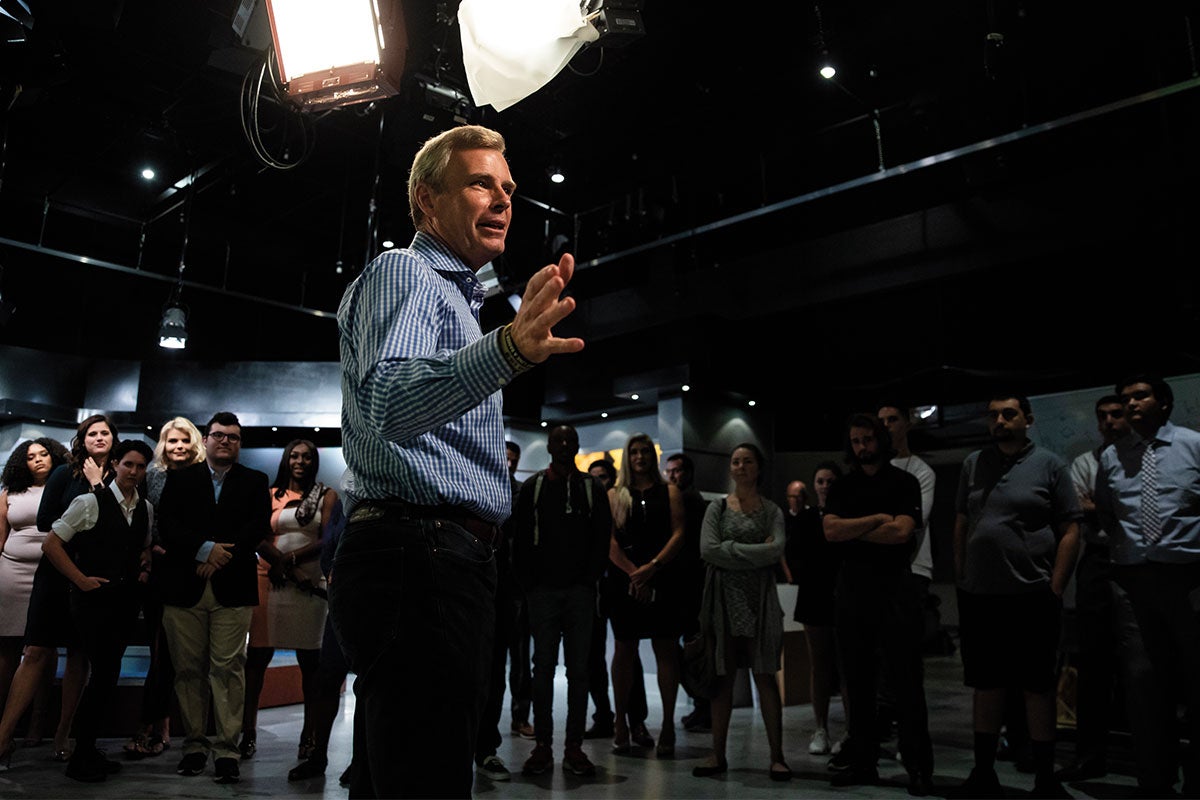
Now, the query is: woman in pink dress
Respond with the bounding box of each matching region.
[0,438,71,744]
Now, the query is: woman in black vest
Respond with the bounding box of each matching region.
[42,440,154,783]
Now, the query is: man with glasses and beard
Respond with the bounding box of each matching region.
[822,413,934,796]
[952,393,1080,800]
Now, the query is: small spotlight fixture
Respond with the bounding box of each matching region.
[158,304,188,349]
[681,384,690,392]
[141,167,156,180]
[540,421,548,428]
[747,399,756,407]
[630,393,640,401]
[314,427,321,432]
[381,239,395,249]
[548,166,565,184]
[819,62,836,80]
[272,426,279,432]
[601,412,608,419]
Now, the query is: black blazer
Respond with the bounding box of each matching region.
[156,461,271,608]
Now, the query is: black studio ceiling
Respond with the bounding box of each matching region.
[2,1,1200,449]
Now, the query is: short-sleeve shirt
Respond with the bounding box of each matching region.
[823,464,922,567]
[956,442,1081,594]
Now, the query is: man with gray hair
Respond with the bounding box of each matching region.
[332,124,583,798]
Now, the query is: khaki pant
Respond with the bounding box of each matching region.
[162,581,253,761]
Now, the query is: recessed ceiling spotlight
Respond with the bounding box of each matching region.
[601,412,608,419]
[141,167,155,180]
[681,384,690,392]
[747,400,756,407]
[540,421,548,428]
[313,427,321,432]
[630,393,640,401]
[548,166,565,184]
[271,426,278,432]
[381,240,395,249]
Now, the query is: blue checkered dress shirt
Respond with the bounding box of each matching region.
[337,231,517,525]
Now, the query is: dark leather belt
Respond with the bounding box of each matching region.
[353,499,502,550]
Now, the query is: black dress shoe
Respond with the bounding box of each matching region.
[288,756,328,781]
[1055,758,1107,782]
[338,762,353,787]
[213,757,240,784]
[583,721,615,739]
[908,771,934,797]
[830,767,880,787]
[630,723,655,749]
[692,757,728,778]
[65,759,107,783]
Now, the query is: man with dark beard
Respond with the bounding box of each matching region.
[951,393,1080,800]
[822,413,934,796]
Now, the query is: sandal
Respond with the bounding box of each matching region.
[124,732,150,760]
[143,734,166,757]
[298,733,316,760]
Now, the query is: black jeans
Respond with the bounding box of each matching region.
[329,507,496,799]
[70,580,138,761]
[1114,561,1200,793]
[527,584,595,745]
[475,547,516,761]
[835,562,933,776]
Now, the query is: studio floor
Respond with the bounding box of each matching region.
[0,639,1151,800]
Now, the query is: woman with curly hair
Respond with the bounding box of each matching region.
[0,415,117,769]
[0,438,70,728]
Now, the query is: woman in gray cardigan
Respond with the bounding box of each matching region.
[692,442,790,781]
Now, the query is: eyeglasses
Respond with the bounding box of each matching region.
[207,431,242,443]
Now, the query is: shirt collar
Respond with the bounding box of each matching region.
[412,231,488,307]
[106,480,139,508]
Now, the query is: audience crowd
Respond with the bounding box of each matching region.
[0,374,1194,798]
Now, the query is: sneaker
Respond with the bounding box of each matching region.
[213,757,240,784]
[831,735,846,755]
[522,742,553,776]
[176,752,207,776]
[563,745,596,777]
[477,754,511,782]
[809,728,831,755]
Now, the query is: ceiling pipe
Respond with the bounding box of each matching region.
[575,75,1200,273]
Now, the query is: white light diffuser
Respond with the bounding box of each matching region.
[458,0,598,111]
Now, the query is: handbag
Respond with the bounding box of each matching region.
[681,627,719,699]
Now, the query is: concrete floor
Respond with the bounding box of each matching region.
[0,638,1152,800]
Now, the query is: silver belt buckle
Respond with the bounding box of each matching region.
[348,504,387,524]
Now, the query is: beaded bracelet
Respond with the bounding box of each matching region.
[499,324,535,374]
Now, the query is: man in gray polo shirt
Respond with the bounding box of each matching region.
[951,392,1080,800]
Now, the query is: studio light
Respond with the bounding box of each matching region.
[458,0,644,111]
[158,304,188,350]
[262,0,407,110]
